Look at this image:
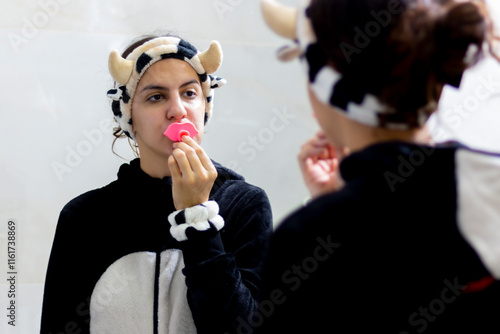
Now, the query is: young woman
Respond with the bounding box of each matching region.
[256,0,500,333]
[40,35,272,334]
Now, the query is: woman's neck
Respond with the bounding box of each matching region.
[139,152,172,179]
[342,119,434,154]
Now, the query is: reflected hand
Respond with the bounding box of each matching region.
[298,131,344,199]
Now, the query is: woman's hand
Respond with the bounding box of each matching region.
[298,131,344,199]
[168,136,218,210]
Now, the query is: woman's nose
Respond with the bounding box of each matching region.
[167,93,187,120]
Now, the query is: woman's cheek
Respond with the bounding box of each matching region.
[184,99,206,126]
[184,97,203,111]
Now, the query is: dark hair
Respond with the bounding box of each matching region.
[307,0,498,127]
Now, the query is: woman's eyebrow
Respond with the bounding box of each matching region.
[180,79,200,88]
[140,84,167,93]
[140,79,200,93]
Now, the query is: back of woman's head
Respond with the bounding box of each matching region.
[307,0,497,126]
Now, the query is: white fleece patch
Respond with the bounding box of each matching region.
[89,250,195,333]
[456,149,500,279]
[158,250,196,333]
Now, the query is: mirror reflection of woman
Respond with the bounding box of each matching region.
[40,35,272,334]
[257,0,500,333]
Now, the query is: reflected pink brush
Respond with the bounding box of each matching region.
[164,122,199,142]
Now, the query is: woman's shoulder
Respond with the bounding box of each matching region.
[60,180,121,217]
[212,161,268,198]
[211,161,272,227]
[273,186,357,242]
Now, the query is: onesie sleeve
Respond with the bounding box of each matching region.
[168,184,273,334]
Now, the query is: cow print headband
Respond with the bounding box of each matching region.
[106,37,226,141]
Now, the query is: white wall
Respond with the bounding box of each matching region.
[1,0,500,333]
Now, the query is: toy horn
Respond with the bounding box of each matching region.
[108,50,134,85]
[198,40,223,75]
[261,0,298,40]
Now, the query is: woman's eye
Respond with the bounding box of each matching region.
[148,94,163,102]
[184,90,197,98]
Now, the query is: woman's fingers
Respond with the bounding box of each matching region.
[182,136,217,175]
[168,154,182,178]
[298,132,343,198]
[172,137,216,176]
[168,137,217,210]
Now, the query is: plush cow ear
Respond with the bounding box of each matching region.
[198,41,223,75]
[108,50,134,85]
[261,0,298,40]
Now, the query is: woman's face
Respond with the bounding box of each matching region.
[307,84,346,149]
[131,58,206,158]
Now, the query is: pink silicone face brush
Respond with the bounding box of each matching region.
[164,122,199,142]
